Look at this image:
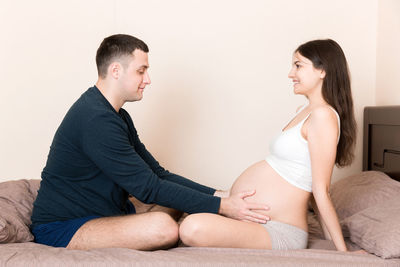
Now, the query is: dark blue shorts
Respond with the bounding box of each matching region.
[31,202,136,248]
[31,215,101,248]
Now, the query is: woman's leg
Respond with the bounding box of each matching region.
[179,213,271,249]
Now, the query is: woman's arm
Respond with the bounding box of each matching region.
[307,107,347,251]
[310,194,332,240]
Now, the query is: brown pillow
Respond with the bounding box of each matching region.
[307,211,324,240]
[0,179,40,243]
[342,196,400,259]
[330,171,400,220]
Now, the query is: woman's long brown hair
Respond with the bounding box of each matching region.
[296,39,357,167]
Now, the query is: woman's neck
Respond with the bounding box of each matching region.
[305,87,328,108]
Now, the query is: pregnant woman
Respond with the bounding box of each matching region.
[179,39,356,251]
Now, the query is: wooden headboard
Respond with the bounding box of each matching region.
[363,106,400,181]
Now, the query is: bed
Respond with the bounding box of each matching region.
[1,105,400,266]
[363,105,400,181]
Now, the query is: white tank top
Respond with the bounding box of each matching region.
[265,105,340,192]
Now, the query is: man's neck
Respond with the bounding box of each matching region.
[95,79,124,112]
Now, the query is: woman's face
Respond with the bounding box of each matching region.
[288,52,325,96]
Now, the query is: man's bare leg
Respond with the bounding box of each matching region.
[67,211,179,250]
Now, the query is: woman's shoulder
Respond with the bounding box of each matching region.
[310,105,337,119]
[308,105,339,129]
[307,105,340,142]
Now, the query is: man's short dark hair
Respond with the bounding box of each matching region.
[96,34,149,78]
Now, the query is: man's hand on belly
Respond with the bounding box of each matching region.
[218,189,271,224]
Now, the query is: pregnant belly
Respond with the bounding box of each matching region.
[230,160,310,230]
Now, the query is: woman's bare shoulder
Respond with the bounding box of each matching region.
[309,105,337,123]
[307,105,339,138]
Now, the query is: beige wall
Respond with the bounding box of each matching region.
[0,0,379,188]
[376,0,400,105]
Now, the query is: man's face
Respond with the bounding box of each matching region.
[119,49,151,102]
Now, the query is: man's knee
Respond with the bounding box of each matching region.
[145,212,179,247]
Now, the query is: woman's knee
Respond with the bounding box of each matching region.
[179,214,209,246]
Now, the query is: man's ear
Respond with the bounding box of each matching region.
[108,62,122,79]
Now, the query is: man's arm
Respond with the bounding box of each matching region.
[84,112,269,222]
[82,115,222,214]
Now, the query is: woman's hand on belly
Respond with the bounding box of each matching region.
[219,189,271,224]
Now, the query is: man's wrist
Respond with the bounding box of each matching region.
[214,190,229,198]
[218,197,227,215]
[213,190,222,197]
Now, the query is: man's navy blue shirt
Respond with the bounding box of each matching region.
[31,86,220,228]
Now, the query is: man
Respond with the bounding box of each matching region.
[31,34,269,250]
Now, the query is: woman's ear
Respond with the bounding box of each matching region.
[320,70,326,79]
